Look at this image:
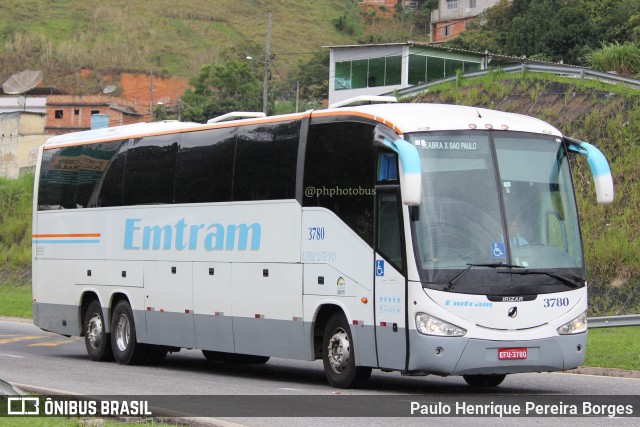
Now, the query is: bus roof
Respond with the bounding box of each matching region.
[43,104,562,149]
[317,103,562,137]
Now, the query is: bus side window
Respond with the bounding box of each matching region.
[377,192,404,271]
[233,121,300,201]
[92,139,128,207]
[76,141,126,208]
[122,134,179,205]
[304,121,376,246]
[175,127,237,204]
[37,146,80,210]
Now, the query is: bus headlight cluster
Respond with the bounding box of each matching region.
[556,311,587,335]
[415,313,466,337]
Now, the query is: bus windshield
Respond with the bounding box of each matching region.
[407,131,584,293]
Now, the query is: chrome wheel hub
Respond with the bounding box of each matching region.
[327,328,350,374]
[86,314,103,349]
[114,314,131,352]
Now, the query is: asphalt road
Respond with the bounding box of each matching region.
[1,318,639,426]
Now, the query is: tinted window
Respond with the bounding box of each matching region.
[303,121,376,246]
[175,127,237,204]
[377,192,404,271]
[76,141,127,208]
[233,121,300,201]
[123,134,179,205]
[37,146,82,210]
[92,139,129,207]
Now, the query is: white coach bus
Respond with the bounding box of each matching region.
[32,98,613,388]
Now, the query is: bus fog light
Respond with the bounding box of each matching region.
[557,311,587,335]
[415,313,466,337]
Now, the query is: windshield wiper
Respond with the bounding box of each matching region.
[445,263,524,290]
[498,269,579,288]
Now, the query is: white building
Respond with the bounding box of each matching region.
[327,42,491,105]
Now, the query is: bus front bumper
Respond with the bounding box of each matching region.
[407,331,587,376]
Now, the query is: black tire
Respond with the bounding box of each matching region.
[83,300,113,361]
[463,374,507,387]
[202,350,269,364]
[110,300,145,365]
[322,313,372,388]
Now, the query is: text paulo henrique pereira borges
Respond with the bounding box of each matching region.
[410,401,634,417]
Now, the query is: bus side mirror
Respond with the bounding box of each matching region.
[566,138,614,204]
[383,138,422,206]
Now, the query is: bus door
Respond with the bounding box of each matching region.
[374,188,407,370]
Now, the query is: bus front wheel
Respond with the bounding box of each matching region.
[83,300,113,361]
[463,374,507,387]
[322,313,371,388]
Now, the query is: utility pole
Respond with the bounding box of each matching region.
[263,11,272,115]
[149,70,154,114]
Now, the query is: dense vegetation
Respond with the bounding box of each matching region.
[451,0,640,70]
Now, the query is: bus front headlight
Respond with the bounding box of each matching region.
[556,311,587,335]
[415,313,466,337]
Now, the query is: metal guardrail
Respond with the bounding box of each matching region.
[391,63,640,99]
[588,315,640,328]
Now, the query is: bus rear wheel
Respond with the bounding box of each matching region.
[322,313,371,388]
[463,374,507,387]
[111,300,146,365]
[84,300,113,361]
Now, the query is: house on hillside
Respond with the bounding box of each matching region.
[0,111,48,178]
[430,0,500,43]
[45,95,144,135]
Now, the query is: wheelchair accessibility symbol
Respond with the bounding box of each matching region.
[491,242,506,258]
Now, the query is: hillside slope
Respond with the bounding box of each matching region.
[0,0,354,91]
[408,72,640,315]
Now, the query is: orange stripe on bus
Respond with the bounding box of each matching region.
[32,233,101,238]
[310,110,403,134]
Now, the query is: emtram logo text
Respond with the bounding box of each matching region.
[124,218,261,251]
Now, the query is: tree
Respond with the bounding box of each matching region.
[451,0,597,65]
[291,50,329,102]
[180,59,262,123]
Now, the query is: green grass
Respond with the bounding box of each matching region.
[0,282,32,318]
[0,174,32,269]
[0,0,356,82]
[588,41,640,76]
[585,327,640,371]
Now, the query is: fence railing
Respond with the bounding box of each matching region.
[390,63,640,99]
[588,314,640,328]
